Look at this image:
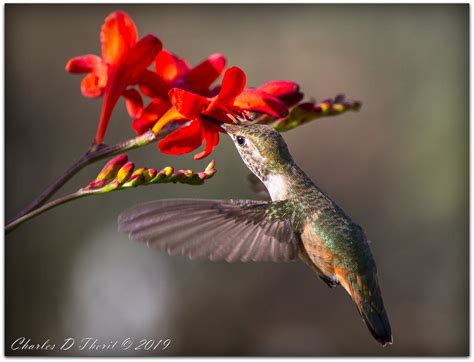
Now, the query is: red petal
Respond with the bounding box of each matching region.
[81,72,106,98]
[155,49,189,82]
[257,80,298,97]
[146,97,171,115]
[257,80,303,106]
[95,76,122,144]
[209,66,246,110]
[203,108,235,126]
[158,120,204,155]
[118,35,162,84]
[133,113,161,135]
[95,35,162,142]
[123,88,144,119]
[169,88,209,119]
[66,54,103,73]
[194,122,220,160]
[184,53,226,93]
[101,11,138,65]
[131,98,171,134]
[234,89,289,117]
[138,70,170,99]
[132,117,155,135]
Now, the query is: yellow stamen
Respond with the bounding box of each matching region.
[152,106,185,135]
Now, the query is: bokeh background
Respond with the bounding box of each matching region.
[5,4,469,356]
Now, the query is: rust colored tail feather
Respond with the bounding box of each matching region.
[338,268,392,346]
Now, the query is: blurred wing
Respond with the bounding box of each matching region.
[247,173,270,200]
[118,199,299,262]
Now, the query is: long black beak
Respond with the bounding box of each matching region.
[200,114,233,133]
[200,114,224,126]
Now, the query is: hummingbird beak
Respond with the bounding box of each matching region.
[199,114,233,134]
[201,114,240,134]
[199,114,229,133]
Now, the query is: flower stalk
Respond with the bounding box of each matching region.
[5,157,216,234]
[8,125,176,225]
[5,192,86,234]
[256,94,362,132]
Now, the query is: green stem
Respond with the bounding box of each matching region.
[8,127,172,226]
[5,191,88,234]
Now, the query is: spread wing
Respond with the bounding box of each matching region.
[118,199,300,262]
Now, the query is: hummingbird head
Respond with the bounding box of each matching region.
[222,123,294,182]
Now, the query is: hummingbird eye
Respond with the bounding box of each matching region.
[236,135,246,146]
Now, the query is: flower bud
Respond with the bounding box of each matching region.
[116,162,135,184]
[334,94,346,104]
[123,174,145,187]
[315,101,331,114]
[257,80,304,106]
[205,160,216,172]
[332,103,345,113]
[144,168,157,183]
[131,167,147,177]
[154,166,174,182]
[83,179,107,190]
[95,154,128,182]
[169,170,193,184]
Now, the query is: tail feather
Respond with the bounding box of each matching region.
[338,269,393,346]
[357,297,393,347]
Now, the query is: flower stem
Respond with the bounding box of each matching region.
[5,157,217,234]
[5,191,87,234]
[8,128,163,226]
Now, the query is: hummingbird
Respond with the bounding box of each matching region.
[118,123,393,346]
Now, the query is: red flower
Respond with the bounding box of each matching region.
[257,80,304,107]
[154,66,290,160]
[66,11,162,144]
[142,49,226,97]
[126,49,226,135]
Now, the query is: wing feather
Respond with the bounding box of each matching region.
[118,199,300,263]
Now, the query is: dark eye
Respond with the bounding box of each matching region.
[236,135,246,146]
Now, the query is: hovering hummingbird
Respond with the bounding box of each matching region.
[118,123,392,346]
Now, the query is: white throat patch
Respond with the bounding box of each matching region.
[265,174,290,201]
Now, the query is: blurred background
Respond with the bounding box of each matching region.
[5,4,468,356]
